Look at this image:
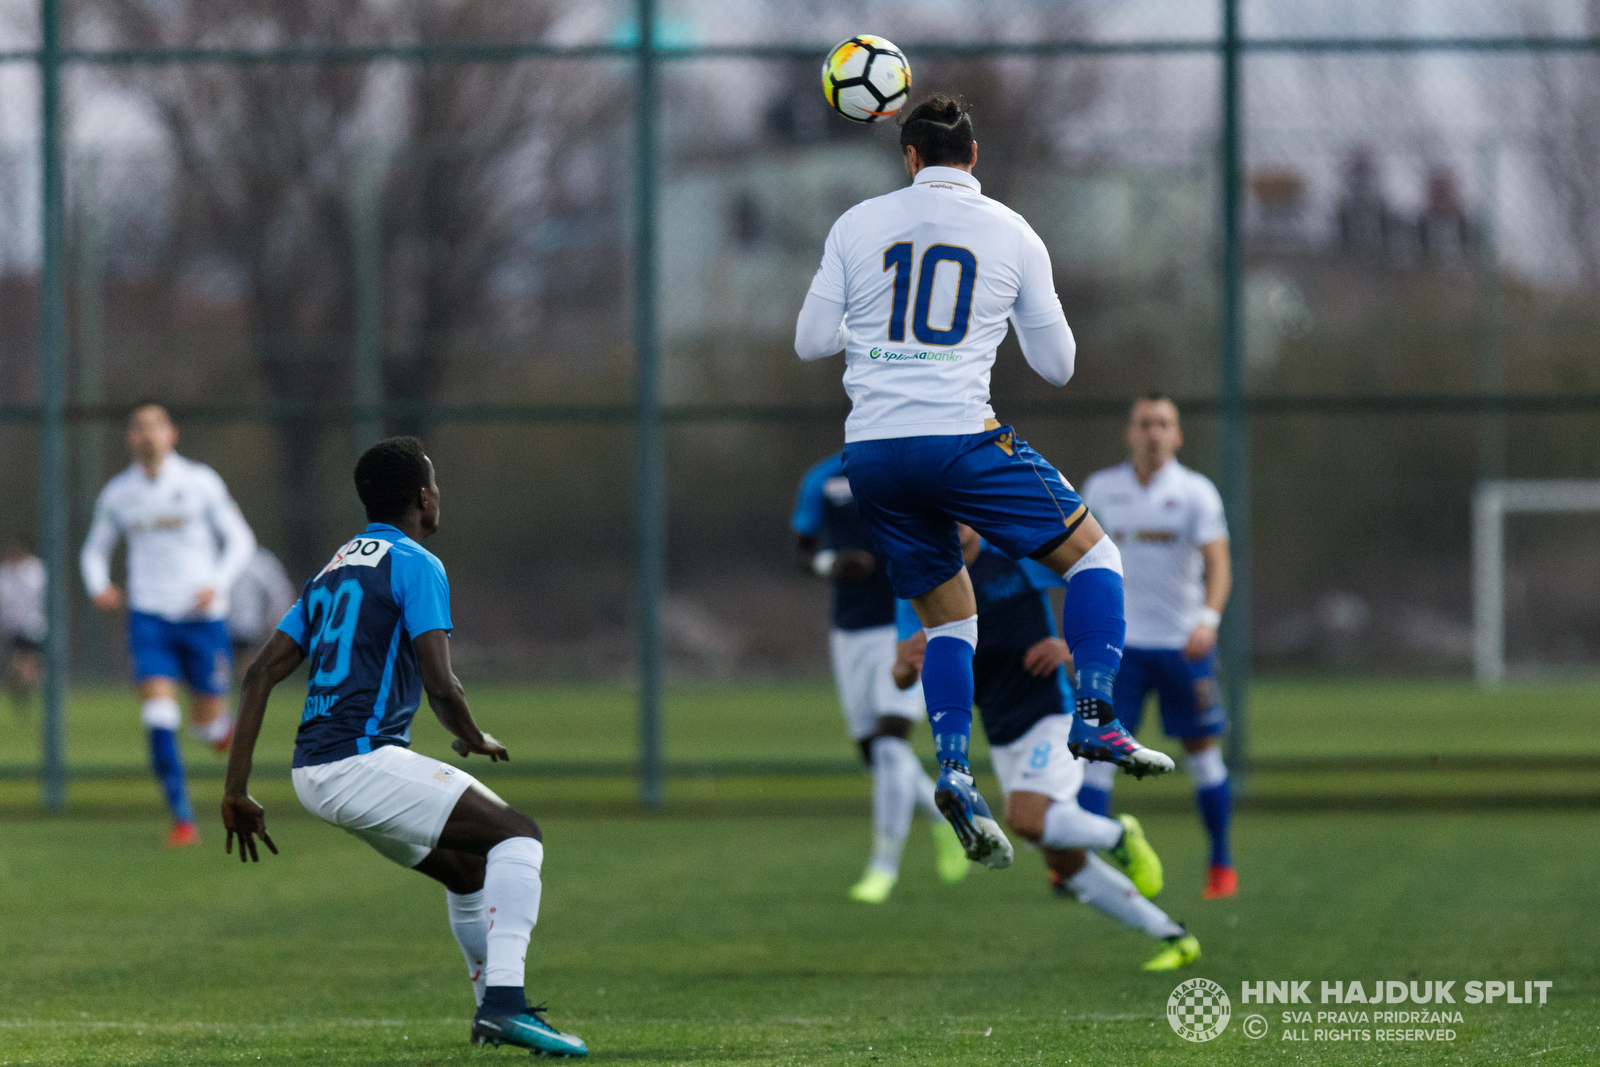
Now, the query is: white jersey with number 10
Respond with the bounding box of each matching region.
[803,165,1074,444]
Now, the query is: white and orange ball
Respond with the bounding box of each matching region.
[821,35,911,123]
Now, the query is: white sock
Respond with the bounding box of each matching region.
[191,710,233,745]
[1184,747,1228,789]
[1041,801,1123,850]
[483,837,544,990]
[140,696,181,730]
[1064,853,1184,939]
[867,736,921,876]
[912,757,940,817]
[1082,758,1117,794]
[447,889,489,1007]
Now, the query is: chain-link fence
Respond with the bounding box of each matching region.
[4,0,1600,806]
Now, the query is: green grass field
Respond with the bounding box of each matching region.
[1,679,1597,1064]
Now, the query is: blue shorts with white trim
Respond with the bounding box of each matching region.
[843,425,1087,600]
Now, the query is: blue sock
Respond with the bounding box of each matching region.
[481,985,528,1017]
[1060,566,1126,725]
[1196,780,1233,868]
[147,727,194,824]
[922,635,975,771]
[1077,784,1112,817]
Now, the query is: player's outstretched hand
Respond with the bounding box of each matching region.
[452,732,509,762]
[832,548,878,583]
[221,794,278,863]
[1022,637,1072,677]
[892,632,927,691]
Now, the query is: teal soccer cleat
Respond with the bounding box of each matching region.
[471,1005,589,1057]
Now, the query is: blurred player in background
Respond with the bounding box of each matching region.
[893,525,1200,971]
[1079,396,1236,899]
[221,436,587,1057]
[795,93,1172,871]
[0,539,46,717]
[228,545,297,678]
[81,402,257,847]
[792,451,969,902]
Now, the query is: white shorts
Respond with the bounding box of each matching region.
[829,624,924,741]
[988,714,1085,804]
[291,745,502,868]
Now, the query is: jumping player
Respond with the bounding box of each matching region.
[1080,395,1236,899]
[892,525,1200,971]
[792,451,969,902]
[794,94,1173,870]
[81,402,257,847]
[220,437,587,1057]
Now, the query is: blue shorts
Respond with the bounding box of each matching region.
[128,612,233,696]
[843,426,1087,599]
[1114,647,1226,740]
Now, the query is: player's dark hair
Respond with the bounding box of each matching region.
[898,93,975,168]
[354,436,431,523]
[1131,393,1179,417]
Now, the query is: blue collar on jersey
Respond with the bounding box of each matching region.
[914,166,980,194]
[364,522,406,539]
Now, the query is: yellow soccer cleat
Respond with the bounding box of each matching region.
[848,868,897,903]
[1106,813,1164,899]
[1141,932,1201,972]
[932,819,972,884]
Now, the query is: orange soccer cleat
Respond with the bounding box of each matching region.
[209,727,235,755]
[166,820,201,849]
[1202,864,1237,900]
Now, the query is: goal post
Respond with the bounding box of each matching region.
[1473,479,1600,686]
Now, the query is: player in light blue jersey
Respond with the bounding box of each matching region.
[795,94,1173,870]
[220,437,587,1058]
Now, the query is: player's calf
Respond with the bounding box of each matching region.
[1045,535,1174,777]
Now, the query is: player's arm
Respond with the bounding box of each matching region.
[414,629,507,762]
[891,599,925,690]
[221,630,303,862]
[794,293,850,361]
[794,534,876,583]
[1184,538,1232,662]
[199,471,258,611]
[80,495,123,611]
[1010,227,1076,386]
[794,217,850,361]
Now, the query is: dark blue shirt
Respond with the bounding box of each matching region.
[897,543,1071,747]
[277,524,453,768]
[791,452,897,631]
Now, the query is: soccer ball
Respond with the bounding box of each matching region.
[821,36,911,123]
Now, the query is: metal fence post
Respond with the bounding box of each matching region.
[634,0,665,810]
[353,144,384,451]
[1219,0,1252,784]
[37,0,68,811]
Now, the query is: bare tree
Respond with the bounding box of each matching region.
[80,0,624,569]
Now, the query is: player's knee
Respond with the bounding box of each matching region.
[1004,793,1048,841]
[1183,745,1227,788]
[1044,847,1088,881]
[874,716,913,741]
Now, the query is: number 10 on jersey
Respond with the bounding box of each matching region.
[883,242,977,347]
